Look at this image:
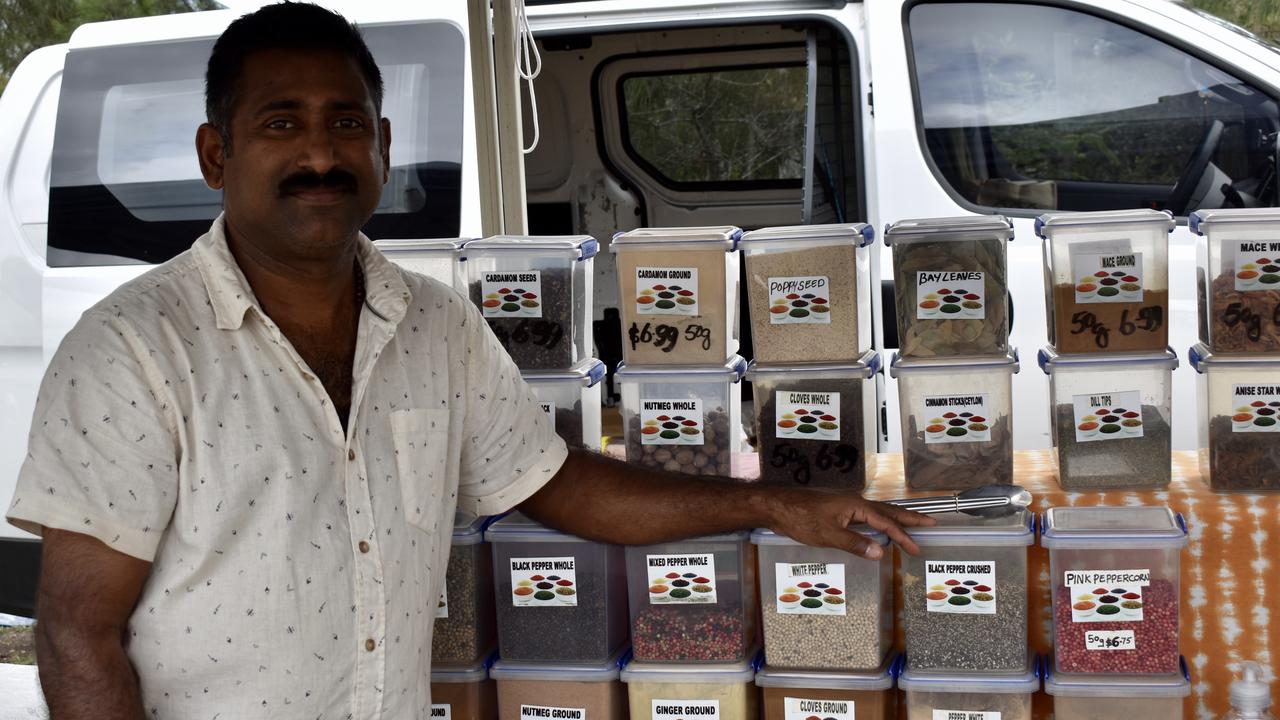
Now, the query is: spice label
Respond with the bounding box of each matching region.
[435,582,448,619]
[636,267,699,316]
[1071,250,1144,304]
[1071,390,1144,442]
[1065,569,1149,623]
[481,271,543,318]
[925,560,997,614]
[652,700,718,720]
[431,704,452,720]
[775,562,847,616]
[640,399,704,445]
[933,712,1000,720]
[1230,384,1280,432]
[915,271,985,319]
[521,706,586,720]
[510,556,578,607]
[784,697,854,720]
[766,276,831,324]
[774,391,841,442]
[539,401,556,433]
[922,393,991,444]
[1084,629,1137,651]
[1232,240,1280,291]
[647,553,717,604]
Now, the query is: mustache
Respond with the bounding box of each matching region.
[278,169,358,197]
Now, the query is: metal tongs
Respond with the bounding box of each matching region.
[884,484,1032,518]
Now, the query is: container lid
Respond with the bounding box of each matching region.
[1230,661,1272,712]
[616,355,748,384]
[746,351,881,382]
[611,226,741,251]
[750,525,887,548]
[1188,342,1280,373]
[484,512,597,544]
[461,235,599,261]
[1034,209,1174,239]
[1037,346,1178,375]
[375,238,466,255]
[897,654,1039,694]
[1189,208,1280,235]
[755,651,898,691]
[523,358,607,388]
[890,349,1019,377]
[451,512,492,547]
[883,215,1013,246]
[1040,506,1188,550]
[431,653,495,684]
[621,649,760,684]
[740,223,875,249]
[491,647,629,682]
[903,508,1034,547]
[1044,655,1189,698]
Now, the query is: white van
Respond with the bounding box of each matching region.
[1,0,1277,614]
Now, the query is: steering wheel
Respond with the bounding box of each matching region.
[1167,119,1225,216]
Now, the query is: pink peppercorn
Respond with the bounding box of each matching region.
[1054,579,1179,674]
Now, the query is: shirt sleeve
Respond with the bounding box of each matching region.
[454,302,569,517]
[5,311,180,561]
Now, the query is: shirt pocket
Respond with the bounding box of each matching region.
[389,408,450,534]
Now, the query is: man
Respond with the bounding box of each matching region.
[5,3,930,718]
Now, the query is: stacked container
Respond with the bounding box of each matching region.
[1045,655,1191,720]
[755,652,899,720]
[621,651,760,720]
[898,654,1040,720]
[523,359,605,451]
[434,513,497,665]
[1189,208,1280,492]
[432,653,498,720]
[490,650,629,720]
[1035,210,1178,490]
[377,237,466,291]
[885,216,1018,490]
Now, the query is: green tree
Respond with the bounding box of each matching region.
[1182,0,1280,45]
[0,0,219,94]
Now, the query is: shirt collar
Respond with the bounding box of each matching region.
[193,213,411,331]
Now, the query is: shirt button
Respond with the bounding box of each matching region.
[348,449,356,461]
[365,638,376,652]
[358,540,370,554]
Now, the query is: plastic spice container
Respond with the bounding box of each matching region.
[1038,347,1178,490]
[611,226,741,365]
[376,237,465,291]
[524,359,605,451]
[898,655,1039,720]
[432,655,498,720]
[621,653,759,720]
[1189,343,1280,491]
[751,527,891,671]
[746,353,878,490]
[433,513,497,664]
[484,513,628,663]
[617,356,746,477]
[740,223,875,364]
[1041,506,1187,676]
[1045,654,1190,720]
[901,510,1033,673]
[755,651,899,720]
[625,532,757,663]
[1036,209,1174,354]
[1190,208,1280,353]
[490,650,629,720]
[462,235,598,370]
[891,350,1019,491]
[884,215,1013,358]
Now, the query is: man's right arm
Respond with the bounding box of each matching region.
[36,528,151,720]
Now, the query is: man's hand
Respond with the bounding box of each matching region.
[756,487,934,559]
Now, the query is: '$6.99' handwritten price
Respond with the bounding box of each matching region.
[629,322,713,353]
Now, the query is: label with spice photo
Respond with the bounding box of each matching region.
[1072,390,1144,443]
[510,556,578,607]
[932,711,1000,720]
[1232,240,1280,291]
[922,393,990,444]
[431,704,451,720]
[481,271,543,318]
[652,700,719,720]
[636,267,699,316]
[640,399,704,446]
[784,697,854,720]
[766,275,831,324]
[775,561,847,616]
[520,705,586,720]
[775,390,840,442]
[1065,568,1148,623]
[1230,384,1280,433]
[539,401,557,433]
[915,271,985,319]
[647,553,717,604]
[1071,247,1143,304]
[1084,629,1137,651]
[435,582,448,619]
[925,560,997,614]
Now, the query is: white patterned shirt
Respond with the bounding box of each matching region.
[6,215,567,719]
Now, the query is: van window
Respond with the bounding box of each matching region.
[47,22,464,267]
[907,2,1280,215]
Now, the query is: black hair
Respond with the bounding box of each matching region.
[204,1,384,153]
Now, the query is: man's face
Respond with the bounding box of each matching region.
[198,48,390,262]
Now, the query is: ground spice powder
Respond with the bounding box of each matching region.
[745,243,864,364]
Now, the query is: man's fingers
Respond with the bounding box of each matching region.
[831,527,881,560]
[862,508,923,556]
[875,501,937,527]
